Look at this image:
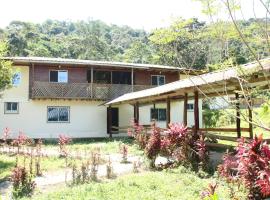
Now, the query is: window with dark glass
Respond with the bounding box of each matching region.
[112,71,131,84]
[4,102,19,114]
[49,70,68,83]
[151,75,165,86]
[47,106,70,122]
[150,108,166,121]
[93,71,111,84]
[187,103,194,111]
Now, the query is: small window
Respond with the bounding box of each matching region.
[151,75,165,86]
[12,72,21,86]
[4,102,19,114]
[47,106,70,123]
[187,103,194,111]
[49,70,68,83]
[150,108,167,121]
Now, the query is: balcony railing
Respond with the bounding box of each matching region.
[31,81,154,100]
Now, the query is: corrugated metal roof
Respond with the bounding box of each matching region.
[4,56,200,72]
[106,58,270,105]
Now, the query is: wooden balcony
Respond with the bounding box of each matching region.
[31,81,154,100]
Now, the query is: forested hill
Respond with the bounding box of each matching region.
[0,18,269,70]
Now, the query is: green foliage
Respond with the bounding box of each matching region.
[0,41,13,91]
[203,109,235,128]
[21,167,247,200]
[1,17,270,71]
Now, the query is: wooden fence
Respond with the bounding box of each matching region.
[31,81,153,100]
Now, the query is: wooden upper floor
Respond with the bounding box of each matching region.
[7,57,199,100]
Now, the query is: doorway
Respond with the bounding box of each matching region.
[107,107,119,134]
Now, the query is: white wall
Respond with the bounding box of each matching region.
[0,65,203,138]
[138,100,203,129]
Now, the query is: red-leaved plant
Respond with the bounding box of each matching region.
[145,123,161,168]
[58,134,72,157]
[11,166,36,199]
[2,127,11,144]
[218,134,270,199]
[128,119,148,149]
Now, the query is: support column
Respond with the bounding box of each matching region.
[235,93,241,138]
[90,67,94,98]
[131,68,134,92]
[134,102,139,124]
[194,91,199,134]
[248,97,253,139]
[166,97,171,128]
[183,93,188,126]
[108,106,112,138]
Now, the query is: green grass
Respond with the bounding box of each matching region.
[44,137,143,156]
[0,154,66,182]
[22,167,247,200]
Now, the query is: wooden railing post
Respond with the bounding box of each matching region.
[235,93,241,138]
[194,91,199,134]
[183,93,188,126]
[90,67,93,98]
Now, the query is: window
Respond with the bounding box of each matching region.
[94,71,111,84]
[47,106,70,122]
[151,75,165,86]
[12,72,21,86]
[150,108,166,121]
[50,70,68,83]
[4,102,19,114]
[187,103,194,111]
[112,71,131,84]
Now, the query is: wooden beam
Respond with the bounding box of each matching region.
[183,93,188,126]
[108,106,112,138]
[133,104,137,123]
[131,67,134,92]
[194,91,199,134]
[248,97,253,139]
[166,97,171,128]
[235,93,241,138]
[134,102,139,123]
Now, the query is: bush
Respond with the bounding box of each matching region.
[218,135,270,199]
[145,123,161,168]
[129,121,209,171]
[11,166,36,199]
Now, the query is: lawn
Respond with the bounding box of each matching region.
[0,154,66,182]
[43,137,143,156]
[21,166,247,200]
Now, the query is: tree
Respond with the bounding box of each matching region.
[0,41,13,91]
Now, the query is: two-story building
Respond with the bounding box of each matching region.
[0,57,202,138]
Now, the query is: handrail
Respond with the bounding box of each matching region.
[31,82,153,100]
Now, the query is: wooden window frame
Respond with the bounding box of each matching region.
[49,70,68,83]
[151,75,166,86]
[4,102,19,114]
[150,108,167,121]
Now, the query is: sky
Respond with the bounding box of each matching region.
[0,0,267,31]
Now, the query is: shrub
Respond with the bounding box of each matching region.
[2,127,11,144]
[128,120,148,149]
[58,134,72,157]
[200,182,218,200]
[120,144,128,163]
[218,135,270,199]
[145,123,161,168]
[11,166,36,199]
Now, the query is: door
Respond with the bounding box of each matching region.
[107,107,119,134]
